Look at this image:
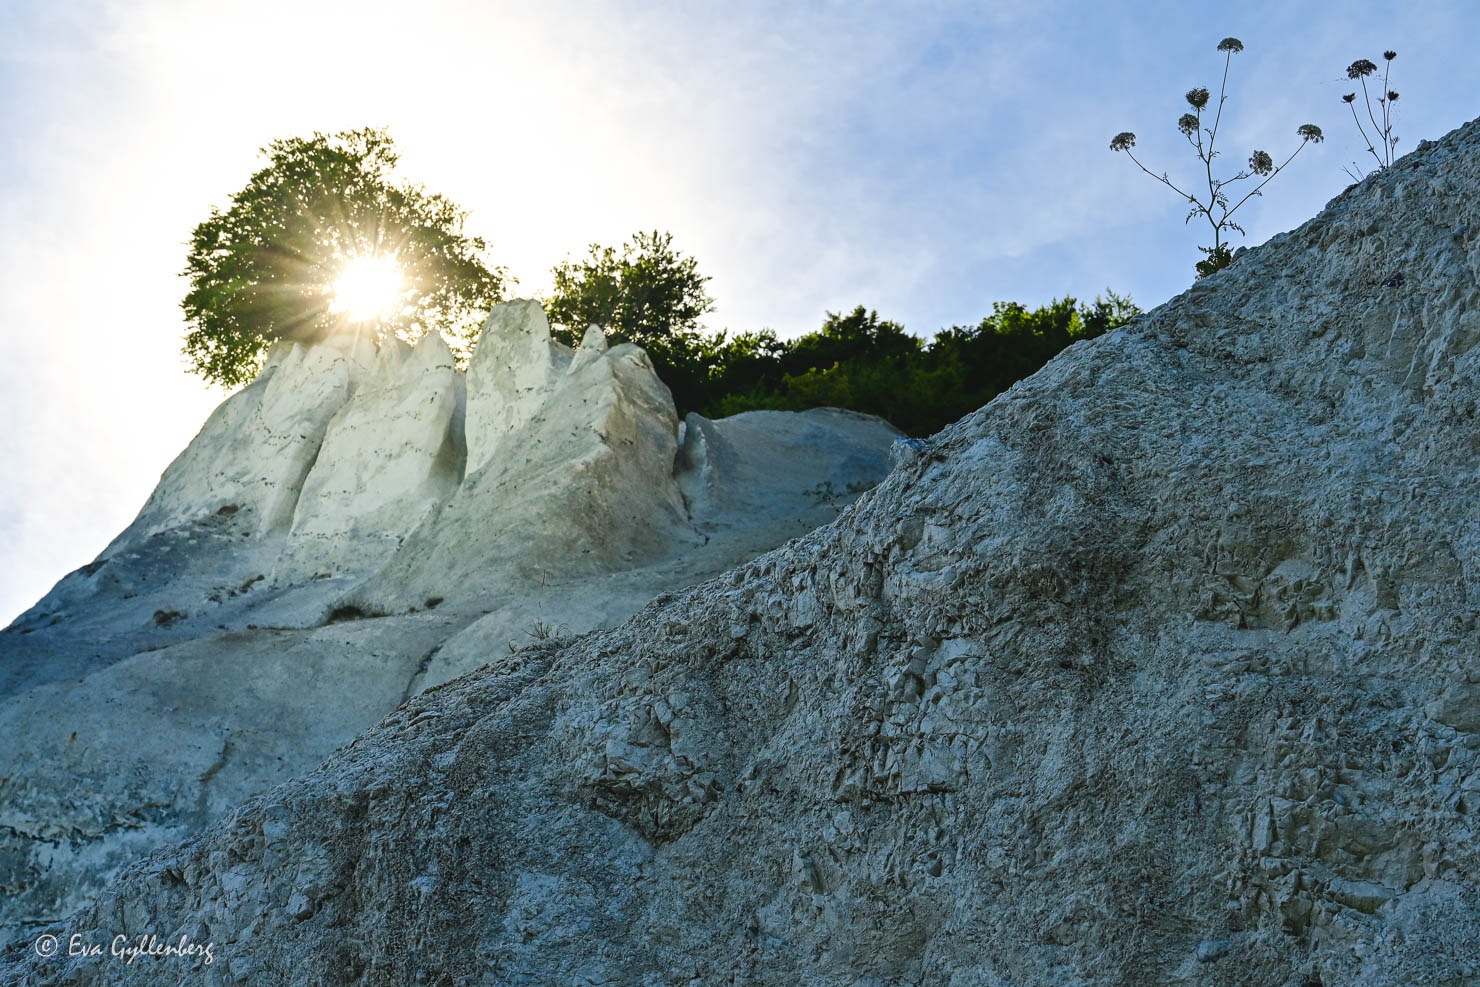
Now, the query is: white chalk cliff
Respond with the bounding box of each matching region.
[13,116,1480,983]
[0,302,898,943]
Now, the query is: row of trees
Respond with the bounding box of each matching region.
[545,243,1138,434]
[697,294,1138,435]
[181,129,1140,436]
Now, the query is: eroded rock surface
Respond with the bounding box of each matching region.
[275,332,465,584]
[12,120,1480,985]
[0,302,897,945]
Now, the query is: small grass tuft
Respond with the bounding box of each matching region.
[323,604,387,625]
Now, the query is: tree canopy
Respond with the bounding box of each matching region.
[703,293,1141,435]
[543,228,1139,433]
[181,128,507,387]
[545,230,713,348]
[182,149,1140,439]
[544,230,717,411]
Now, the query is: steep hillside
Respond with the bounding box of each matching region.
[10,117,1480,983]
[0,303,897,945]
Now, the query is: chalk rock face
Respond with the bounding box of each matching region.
[0,334,379,695]
[676,407,901,531]
[0,302,899,946]
[353,306,702,610]
[116,334,376,543]
[276,333,465,583]
[0,613,464,943]
[9,119,1480,986]
[464,298,572,472]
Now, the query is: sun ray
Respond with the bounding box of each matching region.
[329,255,404,322]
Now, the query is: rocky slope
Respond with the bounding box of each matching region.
[10,118,1480,984]
[0,303,898,947]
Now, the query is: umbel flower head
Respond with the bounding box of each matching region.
[1388,91,1400,102]
[1347,58,1378,79]
[1342,93,1357,103]
[1178,113,1199,136]
[1110,132,1136,152]
[1185,87,1210,110]
[1217,38,1244,53]
[1249,150,1274,175]
[1384,50,1397,61]
[1298,124,1324,143]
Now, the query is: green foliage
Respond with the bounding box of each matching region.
[1342,51,1399,179]
[1076,290,1143,337]
[706,292,1140,436]
[1110,38,1324,280]
[542,233,1139,436]
[639,327,728,419]
[703,329,790,399]
[1195,244,1234,280]
[545,230,714,348]
[776,307,921,377]
[545,230,719,411]
[182,128,507,387]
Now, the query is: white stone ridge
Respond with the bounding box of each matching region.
[275,332,465,584]
[350,323,704,611]
[12,300,898,638]
[85,301,711,605]
[464,298,573,474]
[107,333,376,549]
[568,322,609,375]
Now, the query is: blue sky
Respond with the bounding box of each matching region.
[1,0,1474,622]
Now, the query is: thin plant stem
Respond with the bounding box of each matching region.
[1381,60,1393,164]
[1210,51,1232,148]
[1203,51,1236,251]
[1360,77,1384,152]
[1204,123,1219,250]
[1348,101,1383,170]
[1122,148,1198,203]
[1224,138,1313,223]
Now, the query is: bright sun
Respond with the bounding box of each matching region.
[329,255,404,322]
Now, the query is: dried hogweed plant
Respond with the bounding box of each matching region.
[1110,38,1324,279]
[1342,51,1398,179]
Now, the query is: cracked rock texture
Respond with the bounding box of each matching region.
[10,119,1480,985]
[0,303,897,946]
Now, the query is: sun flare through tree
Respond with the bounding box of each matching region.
[329,255,406,322]
[181,128,508,387]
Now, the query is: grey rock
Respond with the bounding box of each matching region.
[0,305,898,946]
[11,117,1480,985]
